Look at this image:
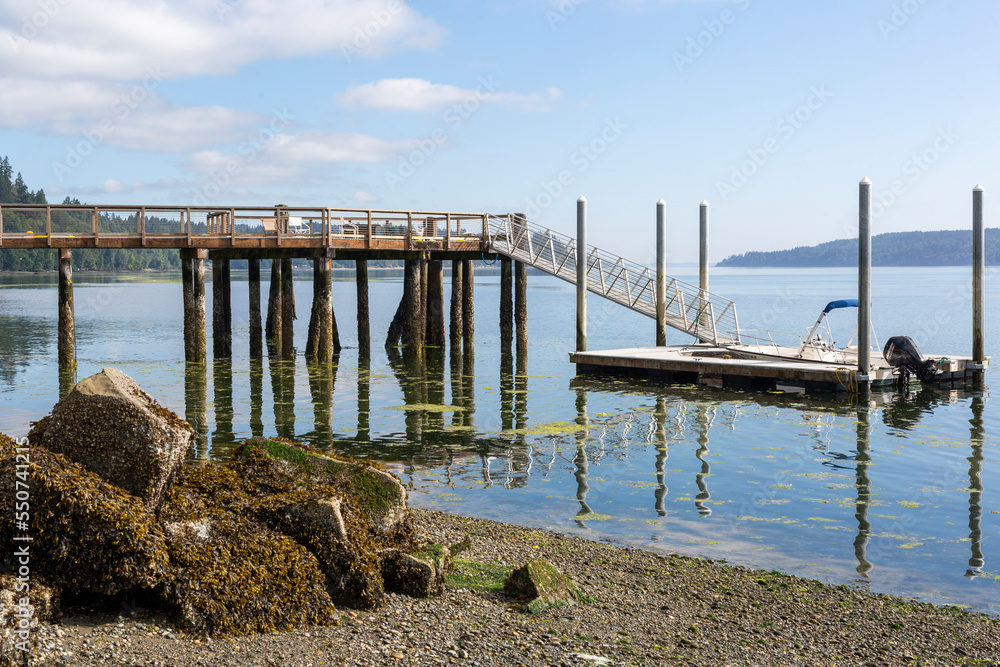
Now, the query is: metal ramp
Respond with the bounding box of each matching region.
[487,215,740,345]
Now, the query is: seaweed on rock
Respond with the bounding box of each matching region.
[0,435,170,596]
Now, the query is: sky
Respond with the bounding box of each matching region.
[0,0,997,264]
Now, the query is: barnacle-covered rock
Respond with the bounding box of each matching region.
[382,545,450,598]
[0,575,59,666]
[29,368,194,513]
[0,435,169,596]
[232,437,412,539]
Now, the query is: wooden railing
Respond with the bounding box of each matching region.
[0,204,489,250]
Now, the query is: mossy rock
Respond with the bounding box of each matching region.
[504,558,587,614]
[231,438,410,534]
[0,435,169,596]
[161,511,335,636]
[382,545,450,598]
[171,444,418,612]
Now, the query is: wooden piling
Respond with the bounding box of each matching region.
[356,259,371,359]
[57,248,75,370]
[306,256,334,361]
[212,256,232,358]
[515,259,528,358]
[386,292,406,348]
[500,256,513,351]
[281,258,295,359]
[858,178,872,387]
[462,259,474,347]
[403,258,425,352]
[450,259,464,350]
[576,196,587,352]
[656,200,667,346]
[248,258,263,358]
[183,250,207,363]
[265,259,282,356]
[420,259,428,341]
[427,260,445,347]
[972,185,985,386]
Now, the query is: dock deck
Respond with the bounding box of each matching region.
[570,344,985,393]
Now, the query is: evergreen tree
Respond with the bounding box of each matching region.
[0,157,11,202]
[13,172,29,203]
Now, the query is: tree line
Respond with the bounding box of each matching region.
[0,156,402,272]
[718,229,1000,267]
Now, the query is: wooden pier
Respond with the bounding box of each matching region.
[0,204,519,377]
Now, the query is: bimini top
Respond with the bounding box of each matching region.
[823,299,859,313]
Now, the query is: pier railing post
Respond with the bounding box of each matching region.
[576,196,587,352]
[656,199,667,346]
[858,178,872,388]
[973,184,985,387]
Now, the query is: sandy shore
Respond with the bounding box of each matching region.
[18,509,1000,666]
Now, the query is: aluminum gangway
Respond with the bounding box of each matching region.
[486,215,740,345]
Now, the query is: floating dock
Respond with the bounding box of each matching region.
[570,344,987,393]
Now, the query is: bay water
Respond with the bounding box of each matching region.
[0,265,996,613]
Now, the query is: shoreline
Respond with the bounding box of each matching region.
[19,508,1000,666]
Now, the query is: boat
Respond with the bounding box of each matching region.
[720,299,883,366]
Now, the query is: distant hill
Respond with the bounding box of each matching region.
[718,229,1000,267]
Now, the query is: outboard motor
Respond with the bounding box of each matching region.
[883,336,942,383]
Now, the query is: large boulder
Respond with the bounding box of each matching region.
[30,368,194,513]
[225,438,416,609]
[0,435,170,596]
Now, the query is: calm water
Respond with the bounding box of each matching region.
[0,266,997,613]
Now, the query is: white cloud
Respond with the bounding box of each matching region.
[0,77,260,152]
[0,0,446,81]
[102,179,125,193]
[350,190,380,203]
[336,78,562,112]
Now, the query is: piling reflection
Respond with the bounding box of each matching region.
[694,406,714,517]
[184,362,208,458]
[212,357,235,452]
[573,388,592,527]
[270,357,296,441]
[853,401,874,579]
[967,395,985,576]
[249,358,264,438]
[653,395,669,517]
[306,356,338,445]
[357,357,370,441]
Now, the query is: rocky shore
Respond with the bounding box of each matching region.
[18,509,1000,667]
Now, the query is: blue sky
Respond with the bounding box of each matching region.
[0,0,996,262]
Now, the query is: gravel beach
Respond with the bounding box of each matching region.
[19,509,1000,667]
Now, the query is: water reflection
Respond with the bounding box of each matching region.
[853,402,873,579]
[307,356,338,444]
[183,362,208,458]
[573,388,592,527]
[212,358,235,451]
[694,406,714,517]
[968,395,986,576]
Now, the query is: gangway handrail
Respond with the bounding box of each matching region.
[487,214,740,345]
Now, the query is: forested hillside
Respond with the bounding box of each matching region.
[718,229,1000,267]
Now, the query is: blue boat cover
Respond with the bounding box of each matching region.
[823,299,859,313]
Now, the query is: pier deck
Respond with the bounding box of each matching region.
[571,344,986,393]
